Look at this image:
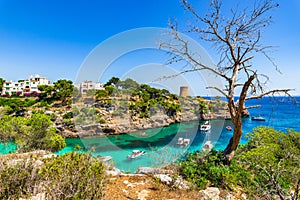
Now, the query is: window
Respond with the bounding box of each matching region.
[15,84,18,86]
[26,82,29,84]
[6,83,9,86]
[6,87,9,90]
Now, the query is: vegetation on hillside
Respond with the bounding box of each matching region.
[0,113,65,152]
[179,127,300,199]
[95,77,181,119]
[0,78,5,92]
[0,152,106,199]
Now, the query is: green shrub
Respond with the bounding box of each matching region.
[236,127,300,199]
[40,152,106,199]
[62,111,73,119]
[179,150,252,189]
[49,113,57,122]
[0,114,66,152]
[0,159,39,199]
[99,118,106,124]
[0,153,107,199]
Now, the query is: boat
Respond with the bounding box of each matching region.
[200,121,211,132]
[177,137,184,145]
[226,126,232,131]
[183,138,190,145]
[202,141,213,151]
[251,116,266,121]
[127,150,146,159]
[177,138,190,146]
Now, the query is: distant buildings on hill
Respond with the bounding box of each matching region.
[78,80,105,95]
[1,74,51,97]
[1,75,105,97]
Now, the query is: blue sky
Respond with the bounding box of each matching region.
[0,0,299,95]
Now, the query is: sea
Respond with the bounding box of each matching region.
[1,96,300,172]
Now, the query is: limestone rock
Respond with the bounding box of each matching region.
[154,174,172,185]
[136,167,159,174]
[105,167,121,177]
[136,167,173,175]
[173,176,190,190]
[200,187,220,200]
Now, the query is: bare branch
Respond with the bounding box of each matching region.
[206,86,230,98]
[246,89,294,100]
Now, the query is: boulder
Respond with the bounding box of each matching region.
[154,174,172,185]
[199,187,220,200]
[136,167,159,174]
[105,167,121,177]
[173,176,190,190]
[136,167,173,175]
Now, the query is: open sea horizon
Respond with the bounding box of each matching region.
[1,96,300,172]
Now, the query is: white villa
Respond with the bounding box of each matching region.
[78,80,105,95]
[2,74,51,96]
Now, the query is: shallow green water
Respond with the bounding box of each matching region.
[0,142,17,154]
[56,121,208,172]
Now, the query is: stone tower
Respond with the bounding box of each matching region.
[180,86,188,97]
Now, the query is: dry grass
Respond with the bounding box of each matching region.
[104,175,201,200]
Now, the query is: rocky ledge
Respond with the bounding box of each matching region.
[58,99,249,138]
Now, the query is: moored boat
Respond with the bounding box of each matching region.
[177,137,184,145]
[183,138,190,145]
[200,121,211,132]
[251,116,266,121]
[202,140,213,151]
[177,138,190,146]
[127,150,146,159]
[226,126,232,131]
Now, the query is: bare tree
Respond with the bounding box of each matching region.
[160,0,292,163]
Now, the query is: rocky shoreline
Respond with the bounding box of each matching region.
[58,99,250,138]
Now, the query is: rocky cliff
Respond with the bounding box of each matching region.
[57,98,249,138]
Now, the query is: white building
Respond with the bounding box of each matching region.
[79,80,105,95]
[29,74,51,85]
[2,74,51,96]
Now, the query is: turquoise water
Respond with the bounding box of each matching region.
[0,142,17,154]
[2,97,300,172]
[56,121,207,173]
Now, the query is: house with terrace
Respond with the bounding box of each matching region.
[2,74,51,96]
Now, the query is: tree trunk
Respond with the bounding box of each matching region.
[223,116,243,164]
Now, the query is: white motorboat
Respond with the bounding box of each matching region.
[183,138,190,145]
[202,141,213,151]
[127,150,146,159]
[251,116,266,121]
[177,138,190,146]
[200,121,211,132]
[177,137,184,145]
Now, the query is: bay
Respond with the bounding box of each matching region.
[1,96,300,172]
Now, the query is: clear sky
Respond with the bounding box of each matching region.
[0,0,299,95]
